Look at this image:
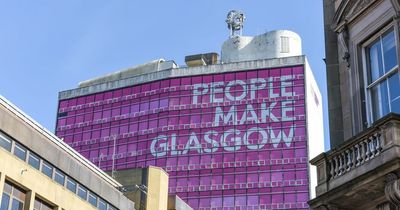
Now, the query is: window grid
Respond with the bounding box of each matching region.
[365,27,400,123]
[33,198,53,210]
[0,131,118,210]
[1,181,26,210]
[56,66,309,209]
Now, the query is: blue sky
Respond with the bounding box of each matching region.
[0,1,329,149]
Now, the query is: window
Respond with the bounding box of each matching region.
[40,161,53,178]
[0,133,11,152]
[54,169,65,186]
[1,182,26,210]
[0,193,10,210]
[66,177,77,193]
[28,153,40,170]
[88,191,97,207]
[33,198,53,210]
[365,28,400,122]
[281,36,289,53]
[13,143,27,161]
[98,199,107,210]
[77,185,87,200]
[108,205,116,210]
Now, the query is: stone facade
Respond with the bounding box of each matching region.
[310,0,400,209]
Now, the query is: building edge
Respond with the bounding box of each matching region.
[58,55,306,100]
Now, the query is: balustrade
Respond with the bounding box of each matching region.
[327,132,382,179]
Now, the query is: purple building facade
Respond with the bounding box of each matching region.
[55,32,323,210]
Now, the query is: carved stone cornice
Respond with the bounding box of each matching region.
[390,0,400,24]
[390,0,400,13]
[332,0,377,32]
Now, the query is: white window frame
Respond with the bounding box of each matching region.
[362,23,400,125]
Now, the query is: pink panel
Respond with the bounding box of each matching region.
[56,66,309,209]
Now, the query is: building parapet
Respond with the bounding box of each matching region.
[309,113,400,209]
[59,55,306,100]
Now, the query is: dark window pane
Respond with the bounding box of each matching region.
[3,182,12,194]
[368,39,384,83]
[380,81,390,116]
[34,199,41,209]
[389,72,400,114]
[54,170,65,186]
[77,185,87,200]
[28,153,40,170]
[389,73,400,100]
[108,205,116,210]
[13,143,27,161]
[34,198,53,210]
[42,203,53,210]
[57,112,68,118]
[41,161,53,178]
[11,198,23,210]
[0,193,10,210]
[382,30,397,72]
[0,134,11,152]
[98,199,107,210]
[88,192,97,206]
[66,178,76,193]
[371,85,380,121]
[12,187,25,201]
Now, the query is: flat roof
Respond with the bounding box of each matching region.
[59,55,306,100]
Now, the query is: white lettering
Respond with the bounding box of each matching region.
[204,130,219,153]
[210,81,224,103]
[225,80,247,101]
[150,135,168,157]
[261,102,279,122]
[281,75,294,97]
[182,132,202,154]
[214,106,237,126]
[268,77,279,98]
[250,78,266,100]
[221,129,241,151]
[243,127,268,150]
[270,126,295,148]
[239,104,260,124]
[193,83,209,104]
[170,134,180,156]
[282,101,295,121]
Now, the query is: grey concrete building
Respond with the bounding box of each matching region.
[309,0,400,209]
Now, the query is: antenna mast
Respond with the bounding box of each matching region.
[226,10,246,37]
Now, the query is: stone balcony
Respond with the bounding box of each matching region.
[309,114,400,210]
